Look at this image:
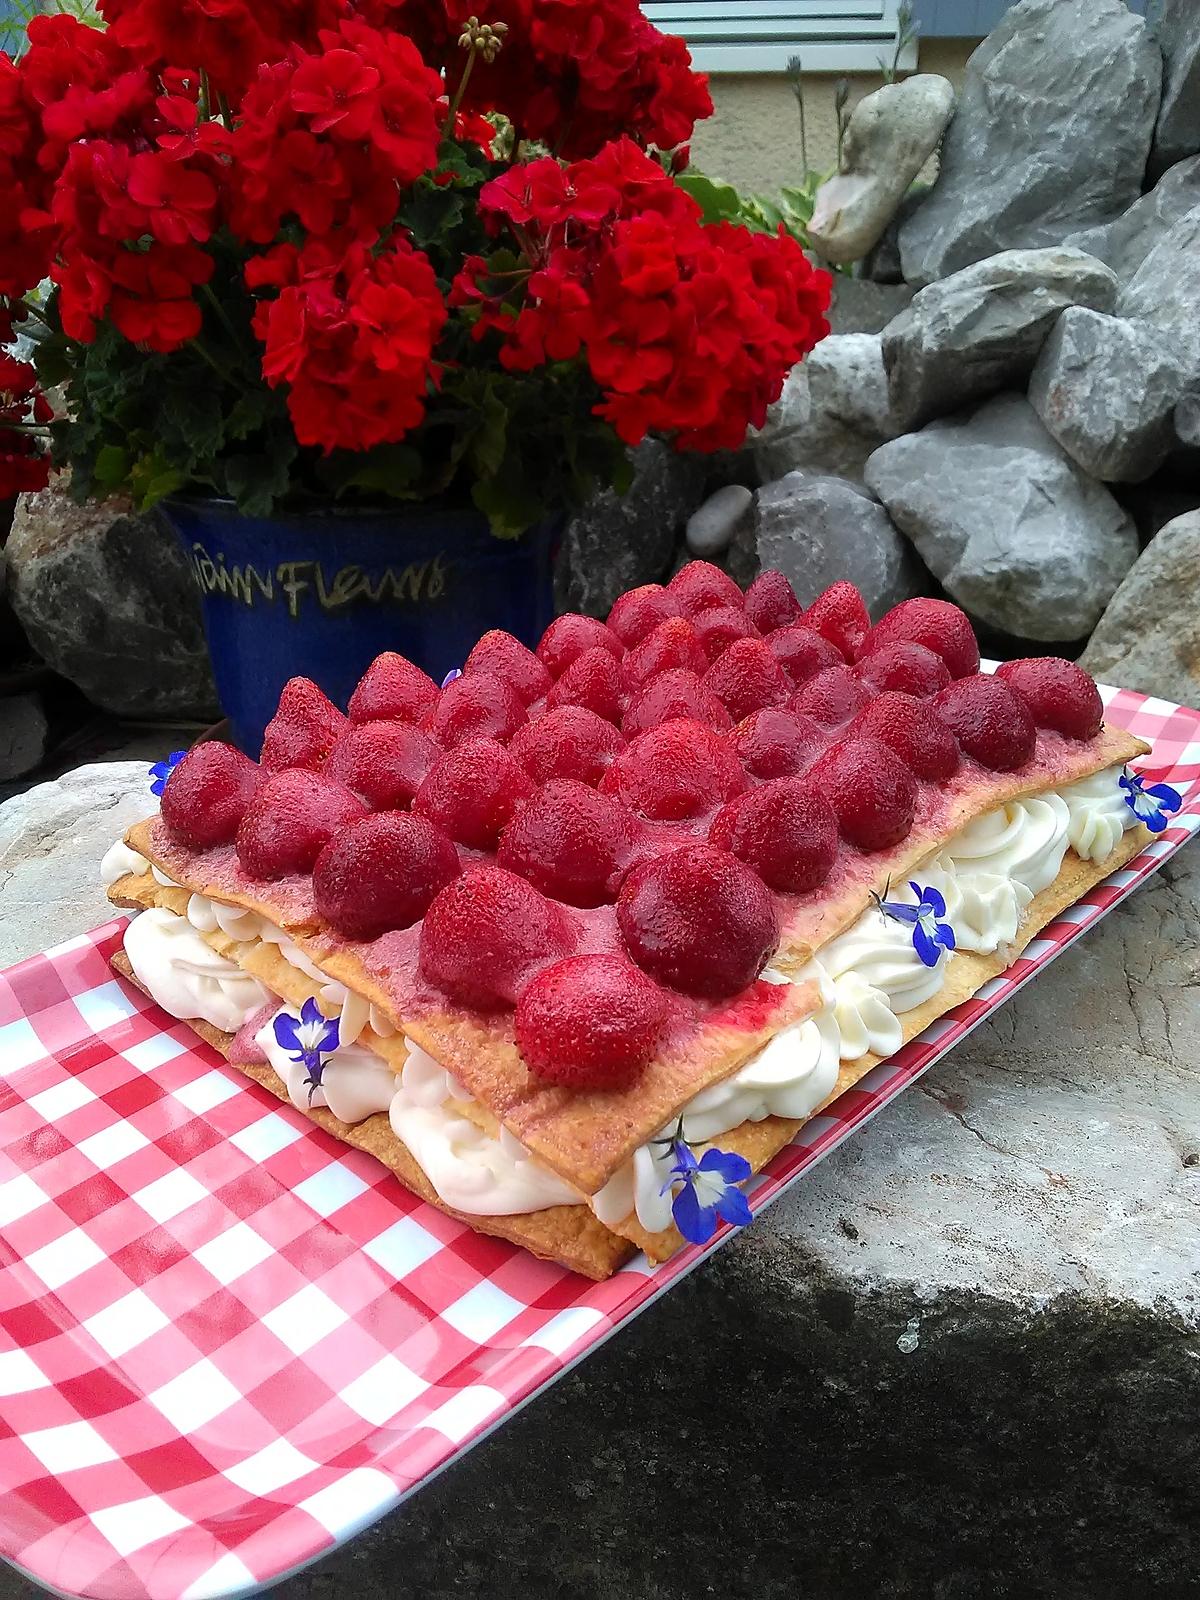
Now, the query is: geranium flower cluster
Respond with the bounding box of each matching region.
[0,0,830,520]
[455,140,828,451]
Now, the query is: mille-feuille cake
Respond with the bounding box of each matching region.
[103,562,1181,1279]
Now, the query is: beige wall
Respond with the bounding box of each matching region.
[688,38,976,200]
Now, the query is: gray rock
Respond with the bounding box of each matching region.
[1118,204,1200,373]
[0,693,47,781]
[1080,509,1200,708]
[808,75,955,265]
[827,276,915,336]
[684,484,752,559]
[882,247,1119,434]
[0,761,158,967]
[556,440,707,617]
[1176,387,1200,449]
[7,484,218,720]
[899,0,1162,286]
[1029,307,1191,483]
[1150,0,1200,177]
[1064,154,1200,283]
[864,393,1138,641]
[753,333,896,486]
[752,471,925,619]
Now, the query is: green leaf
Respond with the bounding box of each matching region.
[675,171,742,224]
[222,434,298,517]
[339,443,425,498]
[93,444,130,489]
[129,450,186,510]
[163,386,225,464]
[469,382,508,479]
[471,461,544,540]
[224,390,276,442]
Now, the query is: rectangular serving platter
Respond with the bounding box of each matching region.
[1,680,1197,1600]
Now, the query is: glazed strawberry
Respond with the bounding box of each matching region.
[766,623,843,687]
[667,559,744,618]
[704,637,790,722]
[601,718,744,821]
[348,652,439,726]
[236,769,368,879]
[509,705,624,788]
[851,692,960,782]
[855,641,950,699]
[327,719,439,810]
[622,669,732,738]
[622,617,706,691]
[934,674,1036,771]
[260,678,346,771]
[996,657,1103,740]
[160,742,258,850]
[419,865,575,1008]
[692,605,757,665]
[859,598,979,679]
[607,584,681,648]
[545,645,625,725]
[617,844,778,999]
[731,705,825,780]
[498,779,640,907]
[516,955,669,1089]
[537,613,623,677]
[464,630,552,706]
[709,779,838,894]
[811,735,917,851]
[432,671,527,748]
[413,738,534,848]
[313,812,460,940]
[792,664,874,727]
[745,569,803,635]
[804,581,871,661]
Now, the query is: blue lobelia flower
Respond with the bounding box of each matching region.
[1119,767,1182,835]
[440,667,463,688]
[877,880,957,969]
[148,749,188,796]
[273,996,341,1105]
[661,1134,753,1246]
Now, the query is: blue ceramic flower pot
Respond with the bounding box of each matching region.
[163,498,558,753]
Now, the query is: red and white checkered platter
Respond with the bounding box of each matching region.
[1,681,1197,1600]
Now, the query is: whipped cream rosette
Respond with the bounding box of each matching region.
[105,564,1173,1278]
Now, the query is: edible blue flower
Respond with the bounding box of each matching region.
[440,668,463,688]
[273,997,341,1105]
[149,750,188,796]
[1119,768,1182,834]
[877,881,956,968]
[661,1136,753,1245]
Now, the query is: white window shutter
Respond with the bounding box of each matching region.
[643,0,919,72]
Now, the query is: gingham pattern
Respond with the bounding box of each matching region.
[1,684,1197,1600]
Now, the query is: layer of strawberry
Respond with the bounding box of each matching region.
[127,569,1147,1191]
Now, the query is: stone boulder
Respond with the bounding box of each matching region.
[1064,155,1200,284]
[7,483,218,720]
[555,439,708,618]
[1150,0,1200,178]
[1175,387,1200,450]
[807,75,955,265]
[1029,308,1192,484]
[753,334,896,486]
[750,472,926,620]
[684,484,752,560]
[0,692,48,782]
[1117,204,1200,373]
[899,0,1162,286]
[0,761,158,966]
[827,278,915,336]
[864,394,1137,642]
[881,248,1118,434]
[1080,510,1200,709]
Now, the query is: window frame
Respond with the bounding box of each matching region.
[642,0,919,73]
